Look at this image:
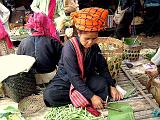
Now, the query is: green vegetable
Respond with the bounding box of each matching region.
[124,88,136,99]
[123,38,141,46]
[45,104,106,120]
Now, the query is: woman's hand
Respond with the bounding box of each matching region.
[91,95,104,109]
[110,86,123,101]
[145,70,159,79]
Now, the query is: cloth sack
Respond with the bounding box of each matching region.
[149,78,160,105]
[108,102,135,120]
[113,5,128,24]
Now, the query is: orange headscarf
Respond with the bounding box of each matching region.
[71,7,108,32]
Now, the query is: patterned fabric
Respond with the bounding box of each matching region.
[0,19,13,49]
[70,7,108,31]
[0,40,15,56]
[26,13,61,43]
[69,37,89,108]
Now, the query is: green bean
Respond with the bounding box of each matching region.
[45,104,106,120]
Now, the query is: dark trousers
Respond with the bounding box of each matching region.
[144,7,160,36]
[43,75,109,107]
[114,12,134,39]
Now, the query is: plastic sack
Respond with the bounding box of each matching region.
[113,5,128,24]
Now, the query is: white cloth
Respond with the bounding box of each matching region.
[151,47,160,65]
[0,54,35,82]
[0,3,10,33]
[0,3,10,23]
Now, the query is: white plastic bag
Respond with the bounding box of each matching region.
[113,5,128,24]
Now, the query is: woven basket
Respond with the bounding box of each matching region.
[2,72,37,102]
[18,95,45,116]
[0,40,15,56]
[97,37,124,78]
[123,38,142,61]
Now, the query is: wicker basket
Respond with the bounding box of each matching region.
[18,95,45,116]
[123,37,142,61]
[97,37,124,78]
[2,72,37,102]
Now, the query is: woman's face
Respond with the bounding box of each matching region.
[78,31,98,48]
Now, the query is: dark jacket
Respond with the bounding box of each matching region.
[120,0,142,14]
[52,38,115,100]
[78,0,109,10]
[17,36,63,73]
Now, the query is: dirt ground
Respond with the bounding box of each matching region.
[139,34,160,49]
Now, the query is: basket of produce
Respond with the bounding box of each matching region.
[2,72,37,102]
[97,37,124,78]
[140,48,156,60]
[123,37,142,61]
[0,40,15,56]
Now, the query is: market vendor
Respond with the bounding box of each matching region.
[43,7,123,116]
[145,47,160,78]
[17,12,63,78]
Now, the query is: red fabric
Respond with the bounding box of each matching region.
[26,13,62,44]
[48,0,56,20]
[69,37,101,117]
[86,106,101,117]
[0,19,13,48]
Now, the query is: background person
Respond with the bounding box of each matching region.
[17,12,63,84]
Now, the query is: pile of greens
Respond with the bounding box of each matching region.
[45,104,106,120]
[140,49,156,60]
[0,106,24,120]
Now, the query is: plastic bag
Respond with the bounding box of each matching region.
[113,5,128,25]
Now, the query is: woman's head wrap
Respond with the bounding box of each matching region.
[25,0,62,43]
[71,7,108,32]
[25,12,61,43]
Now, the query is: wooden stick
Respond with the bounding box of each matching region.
[121,66,158,109]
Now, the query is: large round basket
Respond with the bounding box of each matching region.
[97,37,124,78]
[123,37,142,61]
[2,72,37,102]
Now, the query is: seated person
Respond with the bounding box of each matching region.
[17,13,63,75]
[146,47,160,78]
[43,7,123,116]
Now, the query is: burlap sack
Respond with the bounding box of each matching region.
[150,78,160,105]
